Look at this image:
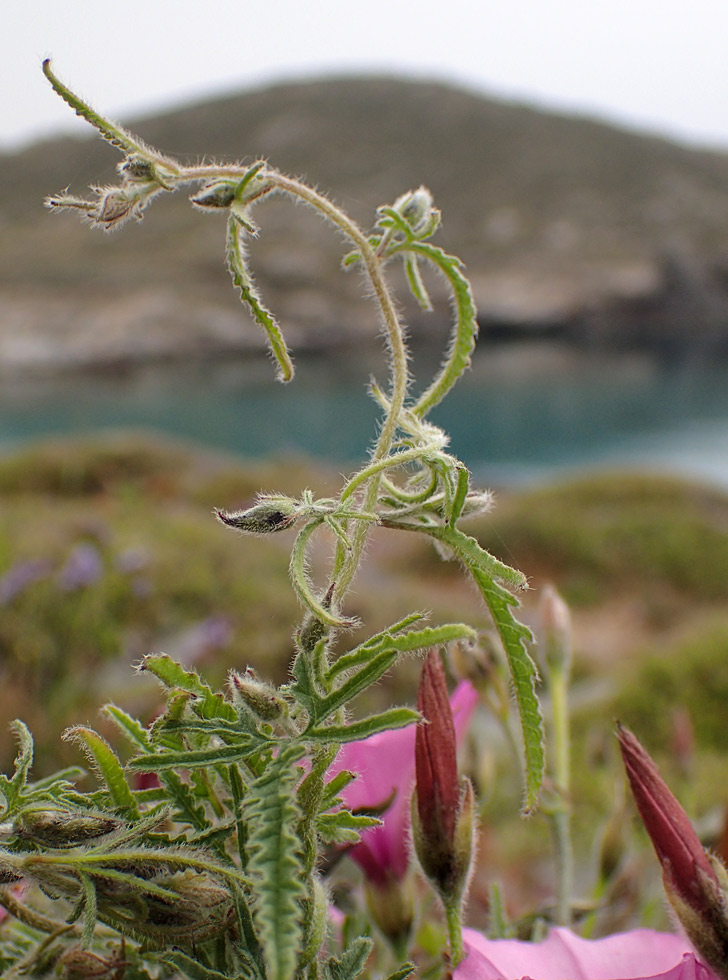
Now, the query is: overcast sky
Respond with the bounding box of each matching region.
[4,0,728,153]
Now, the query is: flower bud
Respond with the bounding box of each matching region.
[393,186,439,236]
[13,809,124,847]
[190,181,238,209]
[412,651,475,905]
[364,872,415,951]
[230,669,286,721]
[618,724,728,977]
[215,495,300,534]
[539,584,572,674]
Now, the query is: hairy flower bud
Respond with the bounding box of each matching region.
[13,809,124,847]
[230,669,286,720]
[215,495,300,534]
[190,181,238,209]
[412,651,475,905]
[618,724,728,977]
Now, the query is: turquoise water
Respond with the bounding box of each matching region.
[2,343,728,489]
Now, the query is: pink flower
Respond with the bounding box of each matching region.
[331,679,478,888]
[456,927,719,980]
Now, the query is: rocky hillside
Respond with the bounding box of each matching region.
[3,75,728,373]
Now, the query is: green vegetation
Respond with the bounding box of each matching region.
[470,472,728,607]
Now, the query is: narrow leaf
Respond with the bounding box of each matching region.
[290,521,358,628]
[405,241,478,418]
[307,707,420,743]
[63,727,139,820]
[308,650,397,727]
[128,738,259,771]
[227,216,294,383]
[329,623,476,680]
[404,254,432,311]
[102,704,152,752]
[470,566,544,813]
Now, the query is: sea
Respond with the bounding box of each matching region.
[2,341,728,491]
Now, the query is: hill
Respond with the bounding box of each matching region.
[3,75,728,372]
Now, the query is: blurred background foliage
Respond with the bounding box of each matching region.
[2,433,728,935]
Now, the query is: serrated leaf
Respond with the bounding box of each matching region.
[316,809,380,844]
[140,654,237,721]
[402,241,478,418]
[244,746,307,980]
[328,623,476,681]
[325,936,374,980]
[321,769,357,807]
[469,566,544,813]
[63,727,139,820]
[307,707,420,743]
[383,966,416,980]
[128,737,259,771]
[102,704,152,752]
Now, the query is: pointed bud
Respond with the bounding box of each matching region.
[618,724,728,977]
[190,181,238,209]
[215,495,300,534]
[539,584,572,674]
[412,651,475,904]
[230,669,285,721]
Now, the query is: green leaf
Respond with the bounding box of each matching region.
[404,254,432,311]
[316,809,380,844]
[425,525,528,592]
[383,966,416,980]
[321,768,357,807]
[404,241,478,418]
[227,216,294,383]
[306,650,398,728]
[128,737,260,771]
[156,949,255,980]
[329,623,476,680]
[470,566,544,813]
[0,721,34,817]
[102,704,152,752]
[325,937,374,980]
[140,654,237,721]
[307,707,420,743]
[62,727,140,820]
[244,746,307,980]
[290,521,358,628]
[43,60,158,159]
[78,871,97,948]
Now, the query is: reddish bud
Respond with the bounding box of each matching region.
[618,724,728,977]
[413,651,475,904]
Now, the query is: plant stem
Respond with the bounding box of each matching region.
[444,896,465,967]
[549,663,573,926]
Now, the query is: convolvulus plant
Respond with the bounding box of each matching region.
[0,63,543,979]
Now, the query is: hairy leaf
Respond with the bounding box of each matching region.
[244,746,307,980]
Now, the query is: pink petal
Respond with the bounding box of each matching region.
[457,928,720,980]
